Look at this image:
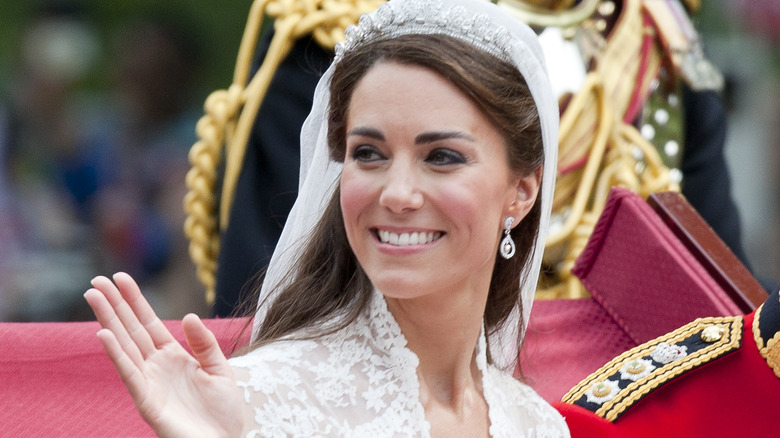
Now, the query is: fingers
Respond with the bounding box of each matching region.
[96,328,148,404]
[182,314,233,378]
[112,272,177,347]
[90,274,160,360]
[87,272,175,361]
[85,287,146,367]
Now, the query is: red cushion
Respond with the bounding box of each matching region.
[0,318,250,437]
[572,187,742,344]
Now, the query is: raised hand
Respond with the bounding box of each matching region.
[84,272,245,438]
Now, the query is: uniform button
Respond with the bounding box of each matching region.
[591,382,612,398]
[625,360,646,375]
[701,325,725,343]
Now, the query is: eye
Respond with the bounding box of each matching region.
[425,148,466,166]
[350,145,385,163]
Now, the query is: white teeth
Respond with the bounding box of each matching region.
[378,230,442,246]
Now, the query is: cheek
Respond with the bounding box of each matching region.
[339,169,374,231]
[435,187,502,270]
[436,180,504,234]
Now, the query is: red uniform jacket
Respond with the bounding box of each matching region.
[554,289,780,437]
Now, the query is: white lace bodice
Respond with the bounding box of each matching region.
[229,291,569,437]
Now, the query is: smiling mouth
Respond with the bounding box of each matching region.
[375,229,443,246]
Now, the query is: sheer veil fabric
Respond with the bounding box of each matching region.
[250,0,559,373]
[233,0,567,435]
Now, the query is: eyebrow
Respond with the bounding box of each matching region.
[414,131,474,144]
[347,127,385,141]
[347,127,475,144]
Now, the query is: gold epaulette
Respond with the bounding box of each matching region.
[753,289,780,378]
[184,0,385,303]
[561,316,743,422]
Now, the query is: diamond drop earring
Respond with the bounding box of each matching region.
[500,216,516,259]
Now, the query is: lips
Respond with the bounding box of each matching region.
[376,229,443,246]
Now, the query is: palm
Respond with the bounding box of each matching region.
[85,273,244,438]
[130,343,241,437]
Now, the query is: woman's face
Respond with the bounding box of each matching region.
[340,61,539,302]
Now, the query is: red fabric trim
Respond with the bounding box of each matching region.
[572,188,741,345]
[0,318,250,437]
[623,14,655,123]
[553,401,624,438]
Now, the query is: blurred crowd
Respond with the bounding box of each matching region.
[0,2,212,321]
[698,0,780,287]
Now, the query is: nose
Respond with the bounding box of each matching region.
[379,162,424,213]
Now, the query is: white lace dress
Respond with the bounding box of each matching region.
[229,290,569,437]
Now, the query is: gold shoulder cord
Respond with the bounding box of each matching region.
[536,0,678,298]
[184,0,680,304]
[184,0,384,304]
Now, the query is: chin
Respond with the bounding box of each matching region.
[369,274,430,300]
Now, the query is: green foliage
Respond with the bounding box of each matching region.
[0,0,253,100]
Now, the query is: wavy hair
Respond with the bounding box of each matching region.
[245,34,543,363]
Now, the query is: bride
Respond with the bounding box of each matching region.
[84,0,567,436]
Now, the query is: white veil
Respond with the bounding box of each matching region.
[251,0,558,371]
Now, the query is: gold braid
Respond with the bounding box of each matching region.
[538,0,679,298]
[184,0,384,304]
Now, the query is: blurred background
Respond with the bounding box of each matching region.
[0,0,777,322]
[0,0,252,321]
[697,0,780,293]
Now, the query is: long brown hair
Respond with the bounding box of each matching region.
[245,34,543,361]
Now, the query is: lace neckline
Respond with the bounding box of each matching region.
[231,288,568,437]
[366,288,494,435]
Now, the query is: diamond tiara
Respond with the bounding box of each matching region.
[334,0,516,63]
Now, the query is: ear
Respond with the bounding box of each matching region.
[504,166,542,226]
